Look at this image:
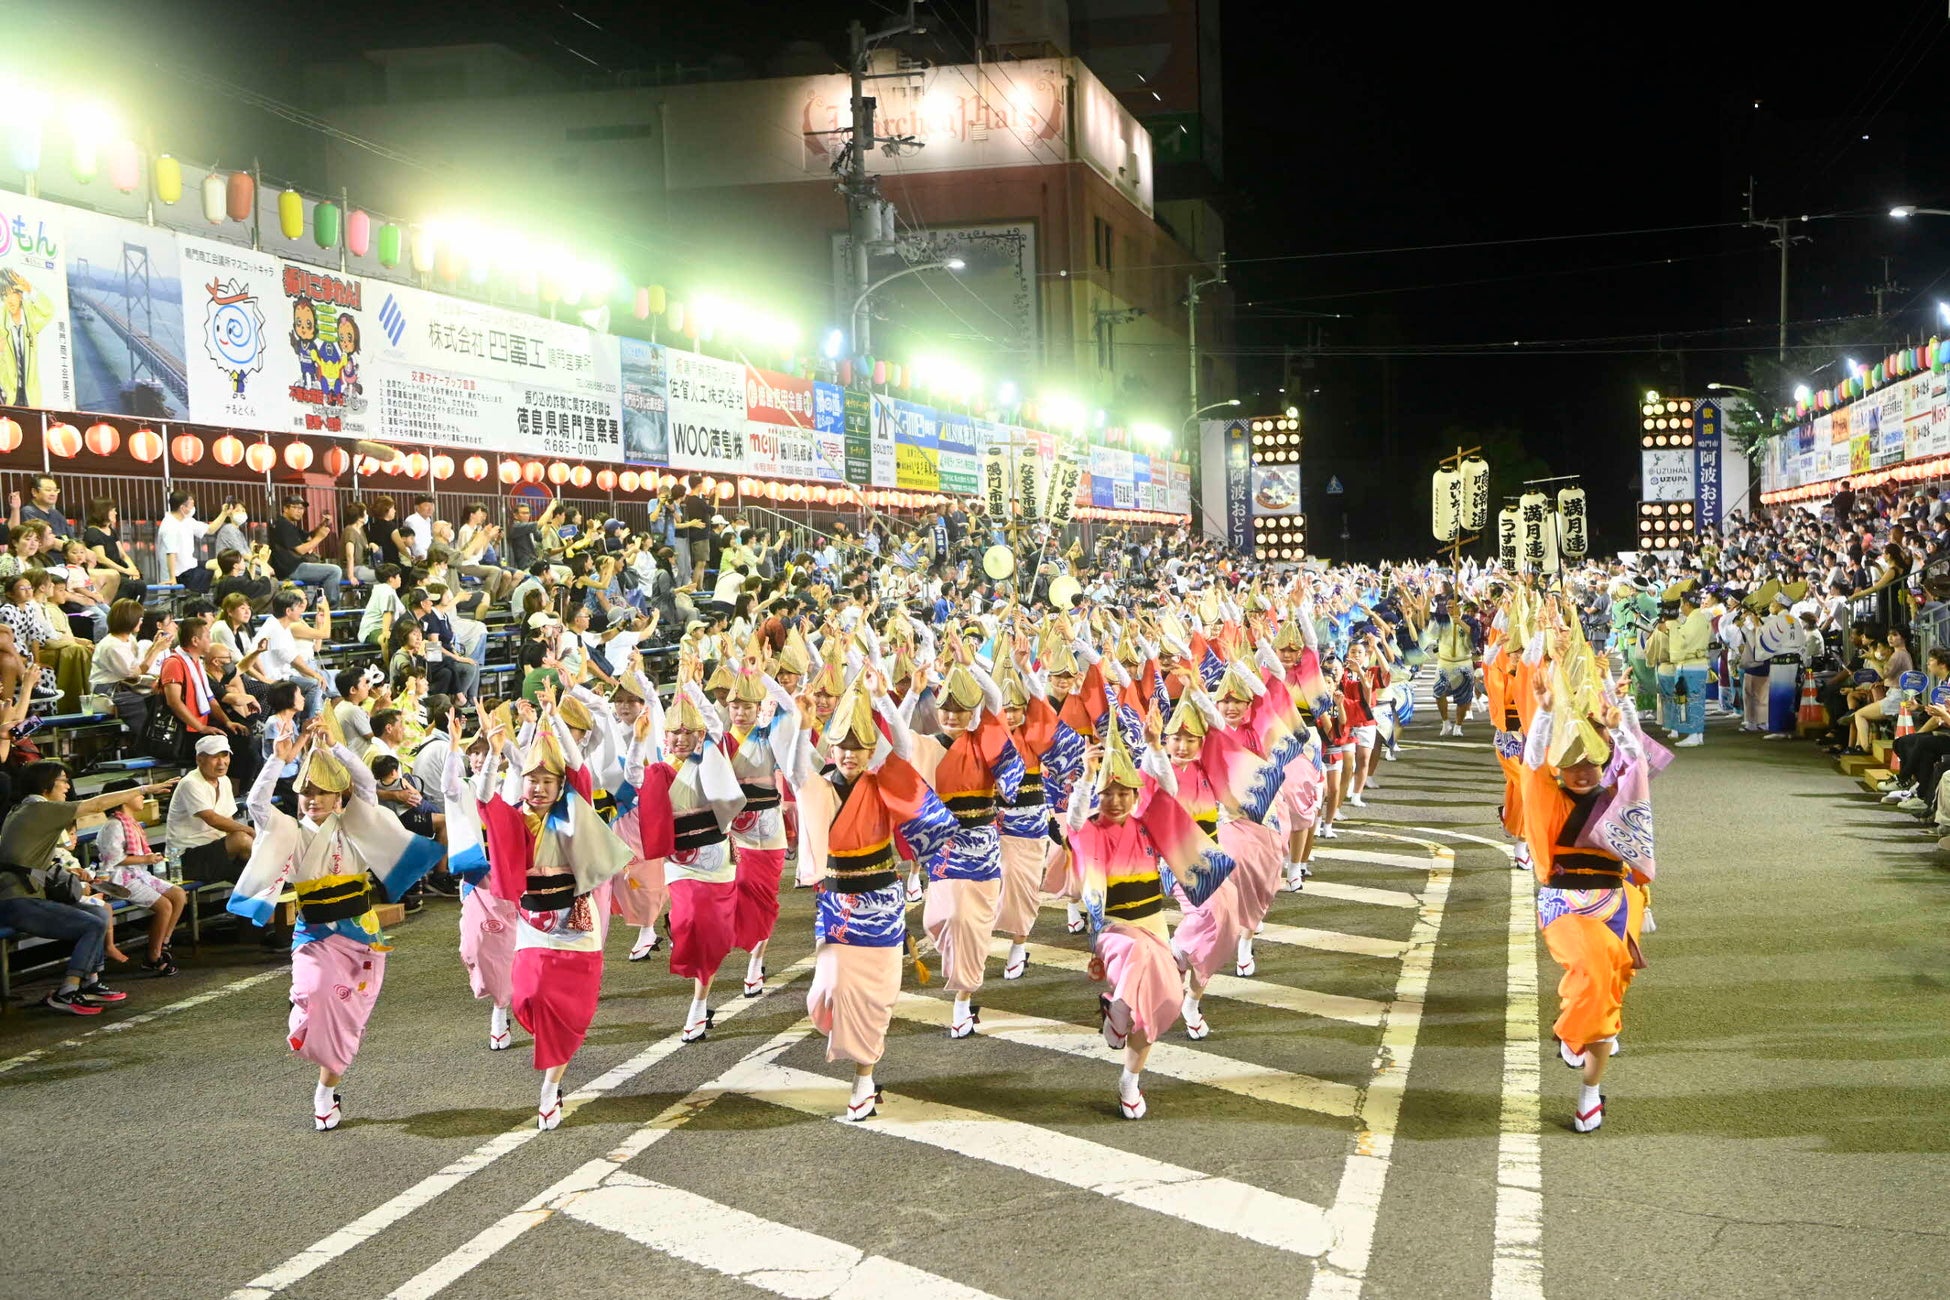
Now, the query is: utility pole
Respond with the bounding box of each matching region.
[844,3,923,355]
[1187,251,1226,419]
[1867,256,1908,318]
[1745,177,1809,362]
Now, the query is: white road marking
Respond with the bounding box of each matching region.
[1302,879,1423,910]
[564,1175,1007,1299]
[0,968,286,1077]
[1492,855,1546,1299]
[732,1057,1338,1258]
[1305,864,1454,1300]
[1157,916,1410,961]
[385,1023,820,1300]
[891,993,1360,1117]
[228,957,816,1300]
[1009,940,1387,1025]
[1307,847,1446,872]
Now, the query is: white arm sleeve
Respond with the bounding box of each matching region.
[1140,744,1177,796]
[874,693,914,760]
[338,743,377,807]
[1523,712,1554,770]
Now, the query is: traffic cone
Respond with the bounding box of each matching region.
[1797,674,1825,734]
[1892,702,1915,773]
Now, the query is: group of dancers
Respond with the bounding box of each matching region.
[222,561,1662,1137]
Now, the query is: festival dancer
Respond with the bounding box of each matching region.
[1266,606,1330,889]
[475,701,636,1130]
[793,649,849,888]
[444,711,519,1050]
[1204,656,1303,974]
[993,638,1059,980]
[229,723,443,1131]
[715,659,805,997]
[1036,625,1090,933]
[1065,722,1237,1119]
[796,671,956,1119]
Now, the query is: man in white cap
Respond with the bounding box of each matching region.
[166,733,256,883]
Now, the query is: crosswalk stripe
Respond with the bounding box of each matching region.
[1306,847,1446,871]
[723,1056,1338,1259]
[891,993,1361,1117]
[1158,914,1411,961]
[563,1175,1007,1300]
[1006,940,1387,1025]
[1300,879,1423,909]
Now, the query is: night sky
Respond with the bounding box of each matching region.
[38,1,1950,558]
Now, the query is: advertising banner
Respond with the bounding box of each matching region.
[665,349,746,472]
[877,396,939,490]
[868,393,899,487]
[1640,449,1693,501]
[843,388,872,484]
[1693,399,1723,529]
[0,190,75,414]
[743,366,844,482]
[66,205,186,418]
[1224,421,1250,551]
[619,338,668,465]
[1167,462,1191,516]
[1090,446,1119,507]
[937,412,979,495]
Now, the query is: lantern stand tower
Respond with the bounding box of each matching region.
[1437,444,1481,571]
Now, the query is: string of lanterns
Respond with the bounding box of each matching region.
[1772,340,1943,428]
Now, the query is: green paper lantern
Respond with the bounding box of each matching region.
[313,201,341,250]
[376,222,404,269]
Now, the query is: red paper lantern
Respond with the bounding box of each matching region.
[45,423,81,458]
[225,171,254,222]
[0,417,20,453]
[167,432,203,465]
[320,446,348,476]
[570,465,593,489]
[405,452,429,478]
[523,460,546,484]
[244,441,276,473]
[498,458,522,485]
[596,469,617,492]
[84,422,119,456]
[619,470,640,492]
[547,461,570,485]
[284,441,314,471]
[213,434,245,467]
[128,427,162,463]
[464,455,489,481]
[431,453,455,481]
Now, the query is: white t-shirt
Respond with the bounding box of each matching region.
[167,770,235,849]
[257,617,301,680]
[155,513,208,581]
[90,635,144,692]
[402,512,434,560]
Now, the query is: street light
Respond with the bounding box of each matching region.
[849,257,966,351]
[1705,382,1758,396]
[1183,399,1241,427]
[1890,205,1950,218]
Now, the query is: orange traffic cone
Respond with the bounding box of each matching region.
[1892,702,1915,773]
[1797,674,1825,734]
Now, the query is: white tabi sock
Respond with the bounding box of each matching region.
[951,994,972,1023]
[1236,934,1253,965]
[1118,1067,1142,1102]
[1066,902,1082,926]
[1577,1082,1601,1112]
[636,925,657,949]
[314,1083,336,1113]
[850,1074,876,1105]
[490,1005,510,1036]
[539,1077,560,1110]
[1006,941,1026,967]
[1183,991,1201,1018]
[746,951,765,982]
[686,996,708,1027]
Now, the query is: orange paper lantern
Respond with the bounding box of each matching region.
[0,417,20,453]
[498,458,522,485]
[570,465,592,489]
[168,432,203,465]
[431,454,455,481]
[213,434,245,467]
[356,455,383,476]
[596,468,617,492]
[244,441,276,473]
[323,446,351,476]
[619,470,641,492]
[128,427,162,463]
[716,480,734,501]
[284,441,314,471]
[45,423,81,458]
[523,460,546,484]
[547,462,571,485]
[84,422,119,456]
[404,452,429,478]
[812,485,829,503]
[463,455,489,481]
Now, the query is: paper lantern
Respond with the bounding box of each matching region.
[633,287,651,321]
[434,243,459,284]
[463,455,489,481]
[356,455,383,476]
[313,201,341,250]
[202,171,226,224]
[209,434,243,467]
[403,452,428,478]
[153,154,182,205]
[839,360,853,386]
[666,302,683,333]
[872,360,888,385]
[646,285,667,315]
[83,422,119,457]
[1431,468,1461,541]
[0,416,21,454]
[107,140,140,193]
[277,188,304,241]
[8,120,39,173]
[1557,487,1588,560]
[284,441,314,472]
[377,222,404,269]
[431,454,455,481]
[812,485,829,504]
[1459,457,1491,531]
[244,440,276,473]
[1518,491,1550,569]
[346,209,371,258]
[716,480,734,501]
[523,460,546,484]
[70,134,100,184]
[324,446,351,476]
[411,226,436,276]
[127,427,161,462]
[547,461,570,485]
[169,432,204,465]
[570,465,593,489]
[788,483,808,503]
[498,458,522,485]
[620,470,641,492]
[596,468,617,492]
[225,171,254,222]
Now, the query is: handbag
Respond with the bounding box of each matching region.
[140,694,187,762]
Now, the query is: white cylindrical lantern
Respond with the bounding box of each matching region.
[1540,511,1562,574]
[983,444,1008,519]
[201,170,226,224]
[1050,453,1081,526]
[1497,505,1520,567]
[1019,453,1043,524]
[410,225,437,276]
[1518,491,1548,570]
[1460,456,1491,531]
[1432,468,1461,541]
[1557,486,1588,559]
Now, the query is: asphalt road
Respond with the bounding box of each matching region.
[2,696,1944,1300]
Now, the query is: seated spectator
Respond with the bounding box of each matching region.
[3,568,90,709]
[256,589,331,720]
[0,519,52,581]
[89,599,168,736]
[9,475,72,539]
[0,760,173,1014]
[49,560,109,640]
[368,751,441,839]
[366,707,407,760]
[268,495,343,604]
[448,506,514,602]
[156,491,211,592]
[158,615,252,754]
[207,499,251,563]
[165,734,254,884]
[213,547,276,610]
[397,494,437,564]
[359,563,406,647]
[387,617,456,699]
[81,500,141,603]
[211,592,259,659]
[91,776,189,976]
[341,500,375,587]
[258,682,304,814]
[415,584,479,705]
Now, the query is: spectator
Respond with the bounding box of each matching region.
[269,495,344,604]
[359,562,407,647]
[369,751,440,839]
[1829,478,1856,524]
[89,599,168,735]
[506,498,555,572]
[0,519,51,581]
[366,495,403,570]
[340,500,375,586]
[92,775,189,976]
[166,733,254,884]
[256,589,331,720]
[678,479,713,577]
[367,707,406,760]
[386,616,456,698]
[210,592,258,659]
[259,681,304,812]
[333,667,378,759]
[0,761,173,1014]
[156,491,210,591]
[397,494,436,563]
[51,558,110,640]
[82,498,140,603]
[213,548,276,609]
[9,474,71,538]
[3,568,90,707]
[207,499,251,562]
[158,615,250,747]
